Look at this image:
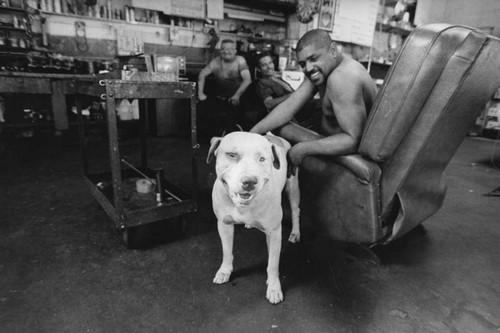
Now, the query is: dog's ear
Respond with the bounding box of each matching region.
[271,144,280,170]
[206,137,222,164]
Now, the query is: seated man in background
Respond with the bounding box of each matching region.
[250,29,378,172]
[255,52,320,129]
[197,39,252,136]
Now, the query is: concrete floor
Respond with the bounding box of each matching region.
[0,130,500,333]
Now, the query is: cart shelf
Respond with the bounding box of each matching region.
[76,79,199,248]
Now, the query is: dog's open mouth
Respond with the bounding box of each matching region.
[236,192,254,204]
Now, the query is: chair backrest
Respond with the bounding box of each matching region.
[359,24,500,221]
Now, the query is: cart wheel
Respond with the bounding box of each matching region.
[122,228,139,249]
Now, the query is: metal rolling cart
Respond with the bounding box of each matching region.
[76,79,198,247]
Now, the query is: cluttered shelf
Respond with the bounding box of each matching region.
[0,2,32,53]
[40,10,285,43]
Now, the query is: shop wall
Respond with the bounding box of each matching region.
[29,1,287,70]
[415,0,500,37]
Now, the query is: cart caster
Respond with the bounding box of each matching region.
[122,228,141,249]
[122,228,132,249]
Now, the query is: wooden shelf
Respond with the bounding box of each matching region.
[1,122,54,129]
[0,26,29,32]
[379,23,413,37]
[0,46,31,53]
[0,6,26,13]
[218,31,282,43]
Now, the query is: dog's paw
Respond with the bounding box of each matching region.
[266,278,283,304]
[213,269,232,284]
[288,231,301,243]
[266,287,284,304]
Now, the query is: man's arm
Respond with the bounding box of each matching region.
[197,66,213,101]
[228,68,252,105]
[288,74,367,167]
[263,93,292,111]
[250,79,316,134]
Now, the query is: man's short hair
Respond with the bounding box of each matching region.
[257,52,273,64]
[221,39,236,46]
[296,29,332,53]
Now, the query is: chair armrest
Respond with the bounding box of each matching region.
[303,154,381,185]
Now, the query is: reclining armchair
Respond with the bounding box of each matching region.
[300,24,500,245]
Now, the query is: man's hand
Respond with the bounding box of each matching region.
[228,95,240,106]
[198,93,208,101]
[287,144,306,176]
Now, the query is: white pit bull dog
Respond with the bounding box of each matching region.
[206,131,300,304]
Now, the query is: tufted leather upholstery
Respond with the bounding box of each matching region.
[300,24,500,244]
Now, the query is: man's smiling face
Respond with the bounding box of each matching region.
[297,43,335,86]
[258,55,276,78]
[220,43,237,62]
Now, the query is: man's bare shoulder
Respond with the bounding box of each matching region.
[207,57,221,69]
[328,57,369,86]
[235,55,248,65]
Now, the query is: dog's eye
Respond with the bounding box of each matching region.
[259,157,266,162]
[226,152,238,159]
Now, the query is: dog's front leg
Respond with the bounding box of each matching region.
[266,226,283,304]
[213,220,234,284]
[285,171,301,243]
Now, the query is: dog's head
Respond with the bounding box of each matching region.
[207,132,281,207]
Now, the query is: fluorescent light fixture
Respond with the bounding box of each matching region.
[227,13,265,22]
[225,8,285,23]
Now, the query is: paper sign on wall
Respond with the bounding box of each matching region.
[165,0,205,19]
[207,0,224,20]
[329,0,379,47]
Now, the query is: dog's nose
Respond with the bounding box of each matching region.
[241,176,258,191]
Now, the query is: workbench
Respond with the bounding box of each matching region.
[0,72,98,131]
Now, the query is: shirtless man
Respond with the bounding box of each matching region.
[250,29,378,171]
[255,52,320,129]
[198,39,252,106]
